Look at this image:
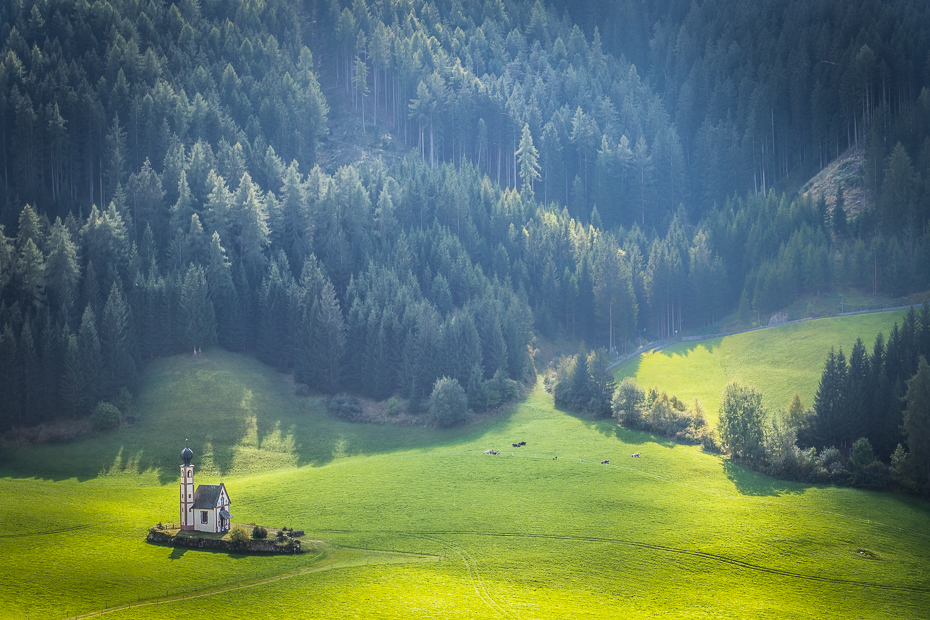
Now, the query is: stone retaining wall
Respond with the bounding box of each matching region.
[146,528,303,554]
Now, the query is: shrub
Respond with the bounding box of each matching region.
[430,377,468,427]
[252,525,268,539]
[386,397,399,416]
[697,427,723,453]
[115,387,133,415]
[819,446,843,469]
[328,394,363,421]
[849,437,877,471]
[90,401,121,431]
[229,526,249,544]
[295,383,311,397]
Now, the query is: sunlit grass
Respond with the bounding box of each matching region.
[2,347,929,619]
[616,309,910,422]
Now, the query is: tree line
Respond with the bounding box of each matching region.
[810,305,930,486]
[1,0,930,432]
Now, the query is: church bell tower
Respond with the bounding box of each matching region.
[180,442,195,531]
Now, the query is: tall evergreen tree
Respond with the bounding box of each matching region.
[100,282,138,398]
[309,279,346,393]
[516,123,541,199]
[177,264,217,352]
[903,356,930,484]
[813,347,847,449]
[76,305,102,414]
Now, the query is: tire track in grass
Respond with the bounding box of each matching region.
[0,524,93,538]
[60,547,440,619]
[319,528,930,595]
[405,533,510,618]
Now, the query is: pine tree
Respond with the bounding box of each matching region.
[813,347,847,449]
[19,319,41,424]
[516,123,541,199]
[45,218,80,312]
[100,282,138,398]
[16,237,46,309]
[0,324,22,428]
[303,279,346,393]
[77,305,101,414]
[903,356,930,484]
[16,203,43,250]
[59,330,81,418]
[169,169,195,233]
[844,338,870,444]
[177,264,217,352]
[466,362,488,411]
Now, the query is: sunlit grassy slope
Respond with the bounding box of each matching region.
[615,309,911,422]
[2,348,929,619]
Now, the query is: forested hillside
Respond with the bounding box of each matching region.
[0,0,929,430]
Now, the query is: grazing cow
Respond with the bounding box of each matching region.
[519,441,526,446]
[601,460,610,465]
[484,449,494,454]
[631,453,640,458]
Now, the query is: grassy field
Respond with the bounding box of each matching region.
[615,309,912,423]
[2,347,930,619]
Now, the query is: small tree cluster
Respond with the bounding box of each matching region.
[610,378,720,451]
[549,345,615,417]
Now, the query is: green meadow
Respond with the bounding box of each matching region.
[2,347,930,619]
[615,309,912,422]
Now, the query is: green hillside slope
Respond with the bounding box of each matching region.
[614,309,911,422]
[2,349,929,618]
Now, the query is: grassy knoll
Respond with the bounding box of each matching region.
[615,309,911,422]
[2,348,930,618]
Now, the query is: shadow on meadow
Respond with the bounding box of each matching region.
[612,340,722,381]
[0,349,521,485]
[558,406,677,448]
[723,459,802,497]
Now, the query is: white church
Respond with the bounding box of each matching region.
[179,443,231,533]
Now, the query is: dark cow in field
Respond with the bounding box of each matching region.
[601,460,610,465]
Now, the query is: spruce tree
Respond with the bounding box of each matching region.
[77,305,101,414]
[0,324,21,428]
[60,330,81,418]
[177,264,217,352]
[100,282,138,398]
[45,218,80,312]
[813,347,846,448]
[310,279,346,393]
[516,123,541,199]
[903,356,930,484]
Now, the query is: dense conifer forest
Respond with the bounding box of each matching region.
[0,0,929,434]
